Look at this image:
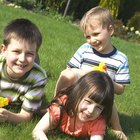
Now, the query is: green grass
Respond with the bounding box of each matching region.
[0,2,140,140]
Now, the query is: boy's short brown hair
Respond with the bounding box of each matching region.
[3,18,42,51]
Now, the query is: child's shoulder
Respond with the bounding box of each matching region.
[0,53,5,62]
[80,43,92,49]
[77,43,93,53]
[28,63,47,82]
[33,63,46,74]
[115,47,128,60]
[26,63,47,85]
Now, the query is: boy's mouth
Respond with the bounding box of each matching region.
[16,64,26,69]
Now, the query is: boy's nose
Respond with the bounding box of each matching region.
[19,53,26,62]
[90,37,98,45]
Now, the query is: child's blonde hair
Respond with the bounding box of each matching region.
[80,6,114,32]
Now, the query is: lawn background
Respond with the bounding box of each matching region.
[0,3,140,140]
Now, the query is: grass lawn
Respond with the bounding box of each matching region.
[0,2,140,140]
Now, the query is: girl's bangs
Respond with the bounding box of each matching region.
[88,88,105,105]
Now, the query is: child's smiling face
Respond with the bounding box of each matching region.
[2,38,37,79]
[84,19,114,54]
[77,96,104,122]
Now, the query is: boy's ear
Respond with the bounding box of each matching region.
[0,44,7,52]
[0,44,7,58]
[108,25,114,36]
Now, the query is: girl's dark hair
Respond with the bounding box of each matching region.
[3,18,42,51]
[55,71,114,124]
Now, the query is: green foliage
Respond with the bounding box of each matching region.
[99,0,120,18]
[113,20,127,38]
[67,0,100,20]
[118,0,140,24]
[127,12,140,31]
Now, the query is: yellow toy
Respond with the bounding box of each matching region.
[0,97,11,108]
[93,62,107,72]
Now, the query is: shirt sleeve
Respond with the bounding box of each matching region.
[22,86,46,112]
[48,103,61,127]
[67,43,88,68]
[87,117,106,136]
[22,65,47,112]
[47,95,67,127]
[115,60,130,84]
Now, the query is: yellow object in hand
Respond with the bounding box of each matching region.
[93,62,107,72]
[0,97,11,108]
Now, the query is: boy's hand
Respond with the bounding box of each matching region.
[0,108,8,122]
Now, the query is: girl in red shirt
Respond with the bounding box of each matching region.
[32,71,114,140]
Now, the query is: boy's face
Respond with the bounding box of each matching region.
[2,38,37,79]
[84,19,114,54]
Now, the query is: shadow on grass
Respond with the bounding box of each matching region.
[119,113,140,138]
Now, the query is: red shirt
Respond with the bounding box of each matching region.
[48,95,106,137]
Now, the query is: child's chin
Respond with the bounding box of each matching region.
[78,116,87,122]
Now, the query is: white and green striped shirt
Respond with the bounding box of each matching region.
[0,57,47,112]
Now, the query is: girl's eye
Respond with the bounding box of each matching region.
[97,106,103,111]
[84,99,92,104]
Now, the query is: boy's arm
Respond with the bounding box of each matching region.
[69,67,93,78]
[0,108,33,124]
[113,82,125,95]
[54,68,92,96]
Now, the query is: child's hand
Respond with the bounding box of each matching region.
[0,108,8,122]
[113,130,127,140]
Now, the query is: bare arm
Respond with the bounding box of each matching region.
[113,82,125,95]
[54,68,92,96]
[0,108,33,124]
[90,135,104,140]
[32,111,52,140]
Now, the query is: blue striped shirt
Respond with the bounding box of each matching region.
[68,43,130,84]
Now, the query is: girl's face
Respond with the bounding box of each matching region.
[77,97,104,122]
[2,38,36,79]
[84,19,114,54]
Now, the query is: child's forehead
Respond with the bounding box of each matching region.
[84,18,103,29]
[9,38,36,48]
[87,15,101,23]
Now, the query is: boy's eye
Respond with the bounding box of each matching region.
[84,34,90,39]
[27,52,34,56]
[92,33,99,36]
[85,36,90,39]
[13,50,20,53]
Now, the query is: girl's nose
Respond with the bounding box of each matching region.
[87,104,95,114]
